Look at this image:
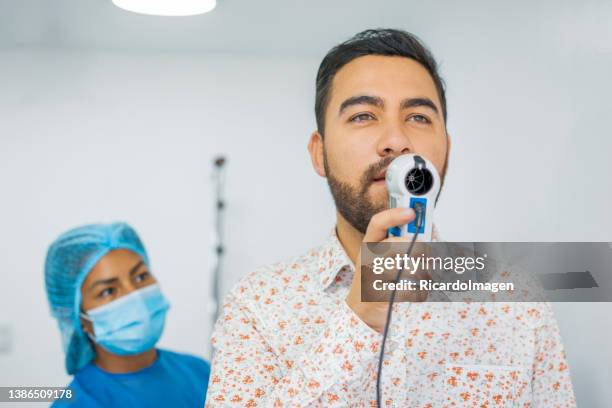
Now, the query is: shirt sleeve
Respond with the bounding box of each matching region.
[531,302,577,408]
[204,285,383,407]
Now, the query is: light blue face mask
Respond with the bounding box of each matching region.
[80,284,170,356]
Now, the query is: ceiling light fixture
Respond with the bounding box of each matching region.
[112,0,216,16]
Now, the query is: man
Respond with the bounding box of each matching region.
[205,29,576,407]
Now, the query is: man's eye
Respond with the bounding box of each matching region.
[350,113,375,122]
[408,114,431,124]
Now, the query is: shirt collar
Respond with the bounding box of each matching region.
[317,228,354,290]
[317,225,441,290]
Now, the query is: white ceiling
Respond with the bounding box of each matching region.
[0,0,611,57]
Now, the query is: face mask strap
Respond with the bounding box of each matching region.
[84,330,97,342]
[79,311,96,341]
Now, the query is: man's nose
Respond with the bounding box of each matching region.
[376,120,414,157]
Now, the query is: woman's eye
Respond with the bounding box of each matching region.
[135,271,150,283]
[350,113,375,122]
[408,114,431,124]
[98,288,114,298]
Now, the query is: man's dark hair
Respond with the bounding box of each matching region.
[315,28,447,135]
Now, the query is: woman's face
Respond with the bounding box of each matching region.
[80,249,157,335]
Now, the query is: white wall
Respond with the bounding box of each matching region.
[0,50,332,390]
[0,32,610,407]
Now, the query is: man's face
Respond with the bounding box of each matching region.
[312,55,449,233]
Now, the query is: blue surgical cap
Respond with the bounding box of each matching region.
[44,222,150,375]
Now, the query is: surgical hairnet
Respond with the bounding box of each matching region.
[44,222,150,374]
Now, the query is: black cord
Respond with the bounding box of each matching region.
[376,203,424,408]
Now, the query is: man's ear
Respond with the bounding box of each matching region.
[307,131,326,178]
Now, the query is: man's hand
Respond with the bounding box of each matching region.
[345,207,416,333]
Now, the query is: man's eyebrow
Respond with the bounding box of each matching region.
[338,95,384,116]
[400,97,440,116]
[129,260,145,276]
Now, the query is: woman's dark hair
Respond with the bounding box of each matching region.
[315,28,447,135]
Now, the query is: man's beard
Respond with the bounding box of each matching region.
[324,151,448,235]
[324,154,395,234]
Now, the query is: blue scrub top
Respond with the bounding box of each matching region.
[52,349,210,408]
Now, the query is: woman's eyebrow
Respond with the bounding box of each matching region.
[129,260,145,276]
[87,277,119,292]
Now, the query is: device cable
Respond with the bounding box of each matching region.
[376,203,424,407]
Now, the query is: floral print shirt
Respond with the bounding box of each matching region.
[205,230,576,407]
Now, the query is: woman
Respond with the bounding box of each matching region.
[45,222,210,407]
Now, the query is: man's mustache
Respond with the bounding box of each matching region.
[360,156,397,191]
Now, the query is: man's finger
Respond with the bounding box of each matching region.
[364,207,416,242]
